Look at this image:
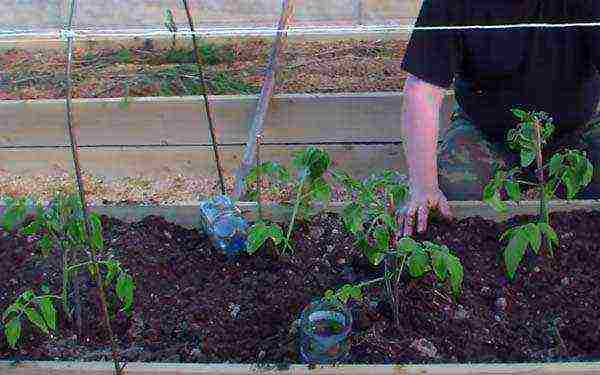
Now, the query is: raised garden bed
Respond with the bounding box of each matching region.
[1,201,600,372]
[0,38,409,100]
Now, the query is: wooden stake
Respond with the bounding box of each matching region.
[231,0,295,200]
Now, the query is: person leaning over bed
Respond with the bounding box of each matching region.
[397,0,600,236]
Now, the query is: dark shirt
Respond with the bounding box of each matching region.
[400,0,600,142]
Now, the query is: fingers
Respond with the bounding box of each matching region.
[417,205,429,233]
[438,195,453,218]
[402,205,417,237]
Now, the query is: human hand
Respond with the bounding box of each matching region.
[397,185,452,237]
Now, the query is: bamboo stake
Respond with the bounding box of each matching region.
[181,0,226,196]
[62,2,123,374]
[232,0,295,200]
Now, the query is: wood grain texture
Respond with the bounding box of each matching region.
[1,201,597,228]
[0,143,407,180]
[0,93,456,146]
[2,361,600,375]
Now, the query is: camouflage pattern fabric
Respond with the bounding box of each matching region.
[438,103,600,200]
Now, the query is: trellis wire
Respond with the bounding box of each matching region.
[181,0,226,196]
[2,21,600,41]
[62,1,124,374]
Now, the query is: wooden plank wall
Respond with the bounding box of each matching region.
[0,92,457,180]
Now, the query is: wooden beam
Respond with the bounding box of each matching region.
[2,201,597,229]
[0,143,407,181]
[0,93,456,147]
[2,360,600,375]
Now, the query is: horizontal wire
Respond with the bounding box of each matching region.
[0,21,599,41]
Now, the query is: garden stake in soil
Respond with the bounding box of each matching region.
[232,0,296,200]
[256,133,263,221]
[533,117,550,254]
[62,1,125,374]
[181,0,226,196]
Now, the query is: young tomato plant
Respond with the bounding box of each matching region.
[483,108,594,280]
[244,146,333,255]
[329,170,464,329]
[1,193,135,357]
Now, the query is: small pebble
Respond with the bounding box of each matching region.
[410,338,438,359]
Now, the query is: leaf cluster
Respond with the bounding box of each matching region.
[1,192,136,348]
[325,171,464,305]
[324,238,464,304]
[3,291,57,349]
[245,147,333,255]
[483,108,594,280]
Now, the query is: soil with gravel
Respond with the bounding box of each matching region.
[1,210,600,364]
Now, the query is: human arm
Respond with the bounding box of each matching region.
[397,1,463,236]
[399,74,452,236]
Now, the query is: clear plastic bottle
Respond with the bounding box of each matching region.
[199,195,248,258]
[299,298,353,364]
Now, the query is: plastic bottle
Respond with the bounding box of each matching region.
[199,195,248,258]
[299,298,353,364]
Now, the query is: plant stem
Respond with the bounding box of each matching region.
[59,241,71,321]
[284,174,306,254]
[533,119,551,255]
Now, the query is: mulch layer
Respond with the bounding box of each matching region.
[1,209,600,364]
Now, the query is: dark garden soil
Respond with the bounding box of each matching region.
[1,210,600,365]
[0,38,409,100]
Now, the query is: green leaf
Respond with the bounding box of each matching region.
[5,317,21,348]
[548,154,564,177]
[342,203,363,234]
[520,150,536,168]
[505,181,521,202]
[22,221,39,236]
[2,303,21,321]
[348,285,362,301]
[331,170,361,192]
[408,248,430,278]
[245,222,283,255]
[431,251,448,281]
[24,308,49,335]
[504,230,529,280]
[397,237,419,254]
[266,224,284,244]
[483,184,507,213]
[104,259,121,286]
[538,222,559,248]
[339,285,354,303]
[511,108,529,121]
[310,177,332,204]
[367,248,386,266]
[524,223,541,255]
[2,208,17,232]
[561,169,578,199]
[116,273,135,314]
[38,297,56,331]
[445,253,464,298]
[324,290,336,302]
[88,213,104,250]
[389,184,410,206]
[39,235,54,255]
[373,227,390,252]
